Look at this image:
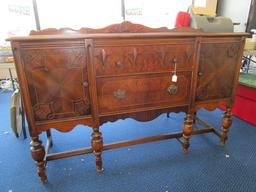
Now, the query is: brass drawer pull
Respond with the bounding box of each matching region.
[113,89,126,99]
[167,84,178,95]
[173,58,178,64]
[198,71,203,77]
[116,60,123,67]
[83,81,89,87]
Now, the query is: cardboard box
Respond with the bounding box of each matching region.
[244,38,256,50]
[192,0,217,16]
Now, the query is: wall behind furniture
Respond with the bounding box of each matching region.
[0,0,35,46]
[37,0,122,29]
[37,0,191,30]
[124,0,191,29]
[218,0,251,32]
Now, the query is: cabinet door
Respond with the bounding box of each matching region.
[196,39,242,102]
[21,40,91,122]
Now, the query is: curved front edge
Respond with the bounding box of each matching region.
[99,106,188,125]
[194,99,230,112]
[36,117,95,133]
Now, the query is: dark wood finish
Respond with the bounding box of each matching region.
[20,41,91,122]
[196,38,242,102]
[220,107,232,145]
[29,21,171,35]
[8,22,247,182]
[97,72,191,113]
[46,127,220,161]
[93,40,194,76]
[99,106,188,125]
[46,147,94,161]
[182,113,194,154]
[91,128,103,172]
[30,136,47,182]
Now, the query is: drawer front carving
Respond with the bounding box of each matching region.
[94,44,194,76]
[21,42,91,122]
[97,72,191,113]
[196,41,241,101]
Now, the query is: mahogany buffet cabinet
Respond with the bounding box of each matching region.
[8,22,246,182]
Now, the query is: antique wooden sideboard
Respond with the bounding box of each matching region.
[8,22,247,182]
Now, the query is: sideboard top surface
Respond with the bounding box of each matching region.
[7,32,248,42]
[7,21,248,42]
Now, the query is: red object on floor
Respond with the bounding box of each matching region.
[175,11,191,27]
[220,84,256,125]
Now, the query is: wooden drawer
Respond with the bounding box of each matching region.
[97,72,191,113]
[93,43,194,76]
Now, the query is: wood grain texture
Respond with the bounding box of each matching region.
[30,136,47,182]
[97,72,191,113]
[196,39,242,102]
[99,106,188,125]
[20,41,91,122]
[9,22,246,181]
[29,21,171,35]
[94,43,194,76]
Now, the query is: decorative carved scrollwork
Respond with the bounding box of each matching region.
[101,49,107,68]
[124,48,137,66]
[30,21,204,36]
[132,48,137,65]
[74,99,90,115]
[23,48,91,121]
[33,103,52,121]
[157,50,166,66]
[185,48,193,61]
[227,44,239,58]
[33,98,91,121]
[68,49,85,68]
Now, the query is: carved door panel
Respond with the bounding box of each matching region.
[196,40,241,102]
[21,41,91,122]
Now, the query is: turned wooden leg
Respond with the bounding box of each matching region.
[220,108,232,145]
[182,113,193,154]
[30,136,47,183]
[91,127,103,172]
[46,129,53,148]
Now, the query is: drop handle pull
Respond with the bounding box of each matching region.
[83,81,89,87]
[173,58,178,65]
[113,89,126,99]
[116,60,123,67]
[167,84,178,95]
